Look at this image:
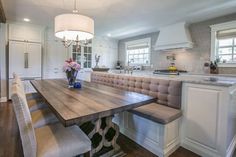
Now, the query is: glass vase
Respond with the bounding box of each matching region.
[66,70,78,88]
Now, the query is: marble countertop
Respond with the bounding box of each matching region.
[109,70,236,87]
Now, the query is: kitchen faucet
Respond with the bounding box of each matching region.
[124,60,133,74]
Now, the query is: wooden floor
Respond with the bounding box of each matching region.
[0,102,203,157]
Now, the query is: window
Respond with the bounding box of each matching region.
[126,38,151,65]
[211,21,236,67]
[216,29,236,63]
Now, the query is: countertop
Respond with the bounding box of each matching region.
[108,70,236,87]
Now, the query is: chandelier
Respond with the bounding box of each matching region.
[54,0,94,47]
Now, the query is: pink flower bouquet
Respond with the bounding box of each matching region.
[63,58,81,88]
[63,58,81,72]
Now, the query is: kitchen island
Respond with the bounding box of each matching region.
[92,71,236,157]
[110,70,236,87]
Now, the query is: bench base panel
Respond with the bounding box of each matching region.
[113,111,181,157]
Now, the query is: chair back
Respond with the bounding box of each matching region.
[12,73,24,90]
[11,84,37,157]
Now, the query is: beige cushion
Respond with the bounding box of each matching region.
[26,93,42,100]
[36,123,91,157]
[130,103,182,124]
[31,108,59,129]
[28,99,48,112]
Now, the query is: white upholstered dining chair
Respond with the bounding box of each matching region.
[12,73,48,112]
[11,84,91,157]
[12,81,59,128]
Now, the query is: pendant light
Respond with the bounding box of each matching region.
[54,0,94,47]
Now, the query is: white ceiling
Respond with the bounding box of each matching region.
[2,0,236,39]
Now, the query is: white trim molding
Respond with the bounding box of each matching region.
[210,20,236,67]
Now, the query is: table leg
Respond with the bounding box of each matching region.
[80,116,126,157]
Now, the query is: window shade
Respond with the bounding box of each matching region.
[217,28,236,39]
[126,42,149,50]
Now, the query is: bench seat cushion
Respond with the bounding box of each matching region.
[31,108,59,129]
[129,103,182,124]
[26,93,42,100]
[36,123,91,157]
[28,99,48,112]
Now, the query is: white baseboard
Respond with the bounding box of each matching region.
[181,134,236,157]
[0,97,7,102]
[181,138,221,157]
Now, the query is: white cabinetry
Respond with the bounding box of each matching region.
[9,41,42,78]
[26,43,42,77]
[9,41,25,77]
[77,69,92,82]
[70,44,92,68]
[181,83,236,157]
[9,24,43,42]
[8,23,43,98]
[70,43,93,82]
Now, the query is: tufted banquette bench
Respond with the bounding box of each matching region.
[91,72,182,124]
[91,72,183,156]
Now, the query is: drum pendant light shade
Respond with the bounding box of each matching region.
[54,14,94,41]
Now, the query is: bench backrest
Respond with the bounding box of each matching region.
[91,72,182,109]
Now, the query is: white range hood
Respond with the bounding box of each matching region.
[154,22,193,51]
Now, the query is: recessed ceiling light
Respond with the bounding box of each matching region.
[107,33,111,37]
[23,18,30,22]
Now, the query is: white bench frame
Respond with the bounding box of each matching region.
[113,111,181,157]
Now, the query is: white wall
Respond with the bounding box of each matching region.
[45,27,118,71]
[92,36,118,69]
[43,27,68,79]
[43,27,118,79]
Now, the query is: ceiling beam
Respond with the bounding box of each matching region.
[0,0,6,23]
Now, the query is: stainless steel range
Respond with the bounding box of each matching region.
[153,70,187,75]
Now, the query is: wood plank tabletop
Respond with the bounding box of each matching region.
[31,79,157,127]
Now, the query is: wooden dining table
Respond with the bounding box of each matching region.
[31,79,156,157]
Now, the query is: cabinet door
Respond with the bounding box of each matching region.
[77,71,84,81]
[83,71,91,82]
[9,24,26,41]
[71,45,92,68]
[182,83,222,153]
[26,26,42,43]
[26,43,42,78]
[9,41,26,78]
[83,46,92,68]
[9,24,43,42]
[77,71,91,82]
